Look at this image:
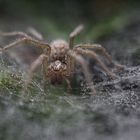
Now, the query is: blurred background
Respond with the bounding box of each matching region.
[0,0,140,65]
[0,0,139,39]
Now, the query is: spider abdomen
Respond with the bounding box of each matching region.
[47,60,67,85]
[49,72,63,85]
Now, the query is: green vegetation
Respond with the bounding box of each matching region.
[0,63,23,95]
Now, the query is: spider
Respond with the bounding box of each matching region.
[0,25,123,94]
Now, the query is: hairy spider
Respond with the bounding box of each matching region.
[0,25,123,94]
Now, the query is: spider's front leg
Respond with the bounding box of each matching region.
[23,54,48,94]
[42,57,51,92]
[69,25,84,48]
[63,55,76,93]
[68,50,96,94]
[64,77,72,94]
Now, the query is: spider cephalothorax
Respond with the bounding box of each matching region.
[0,25,123,94]
[50,39,69,59]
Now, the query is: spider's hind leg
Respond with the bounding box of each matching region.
[27,27,44,40]
[74,47,116,79]
[0,31,51,52]
[74,44,124,71]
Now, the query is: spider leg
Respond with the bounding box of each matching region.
[64,77,72,94]
[66,55,75,76]
[69,25,84,48]
[74,44,124,69]
[22,54,48,93]
[74,48,116,78]
[27,27,44,40]
[42,57,49,92]
[0,31,29,37]
[68,50,96,94]
[0,31,51,53]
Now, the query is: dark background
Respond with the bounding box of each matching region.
[0,0,139,21]
[0,0,140,40]
[0,0,140,65]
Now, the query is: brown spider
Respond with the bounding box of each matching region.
[0,25,123,94]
